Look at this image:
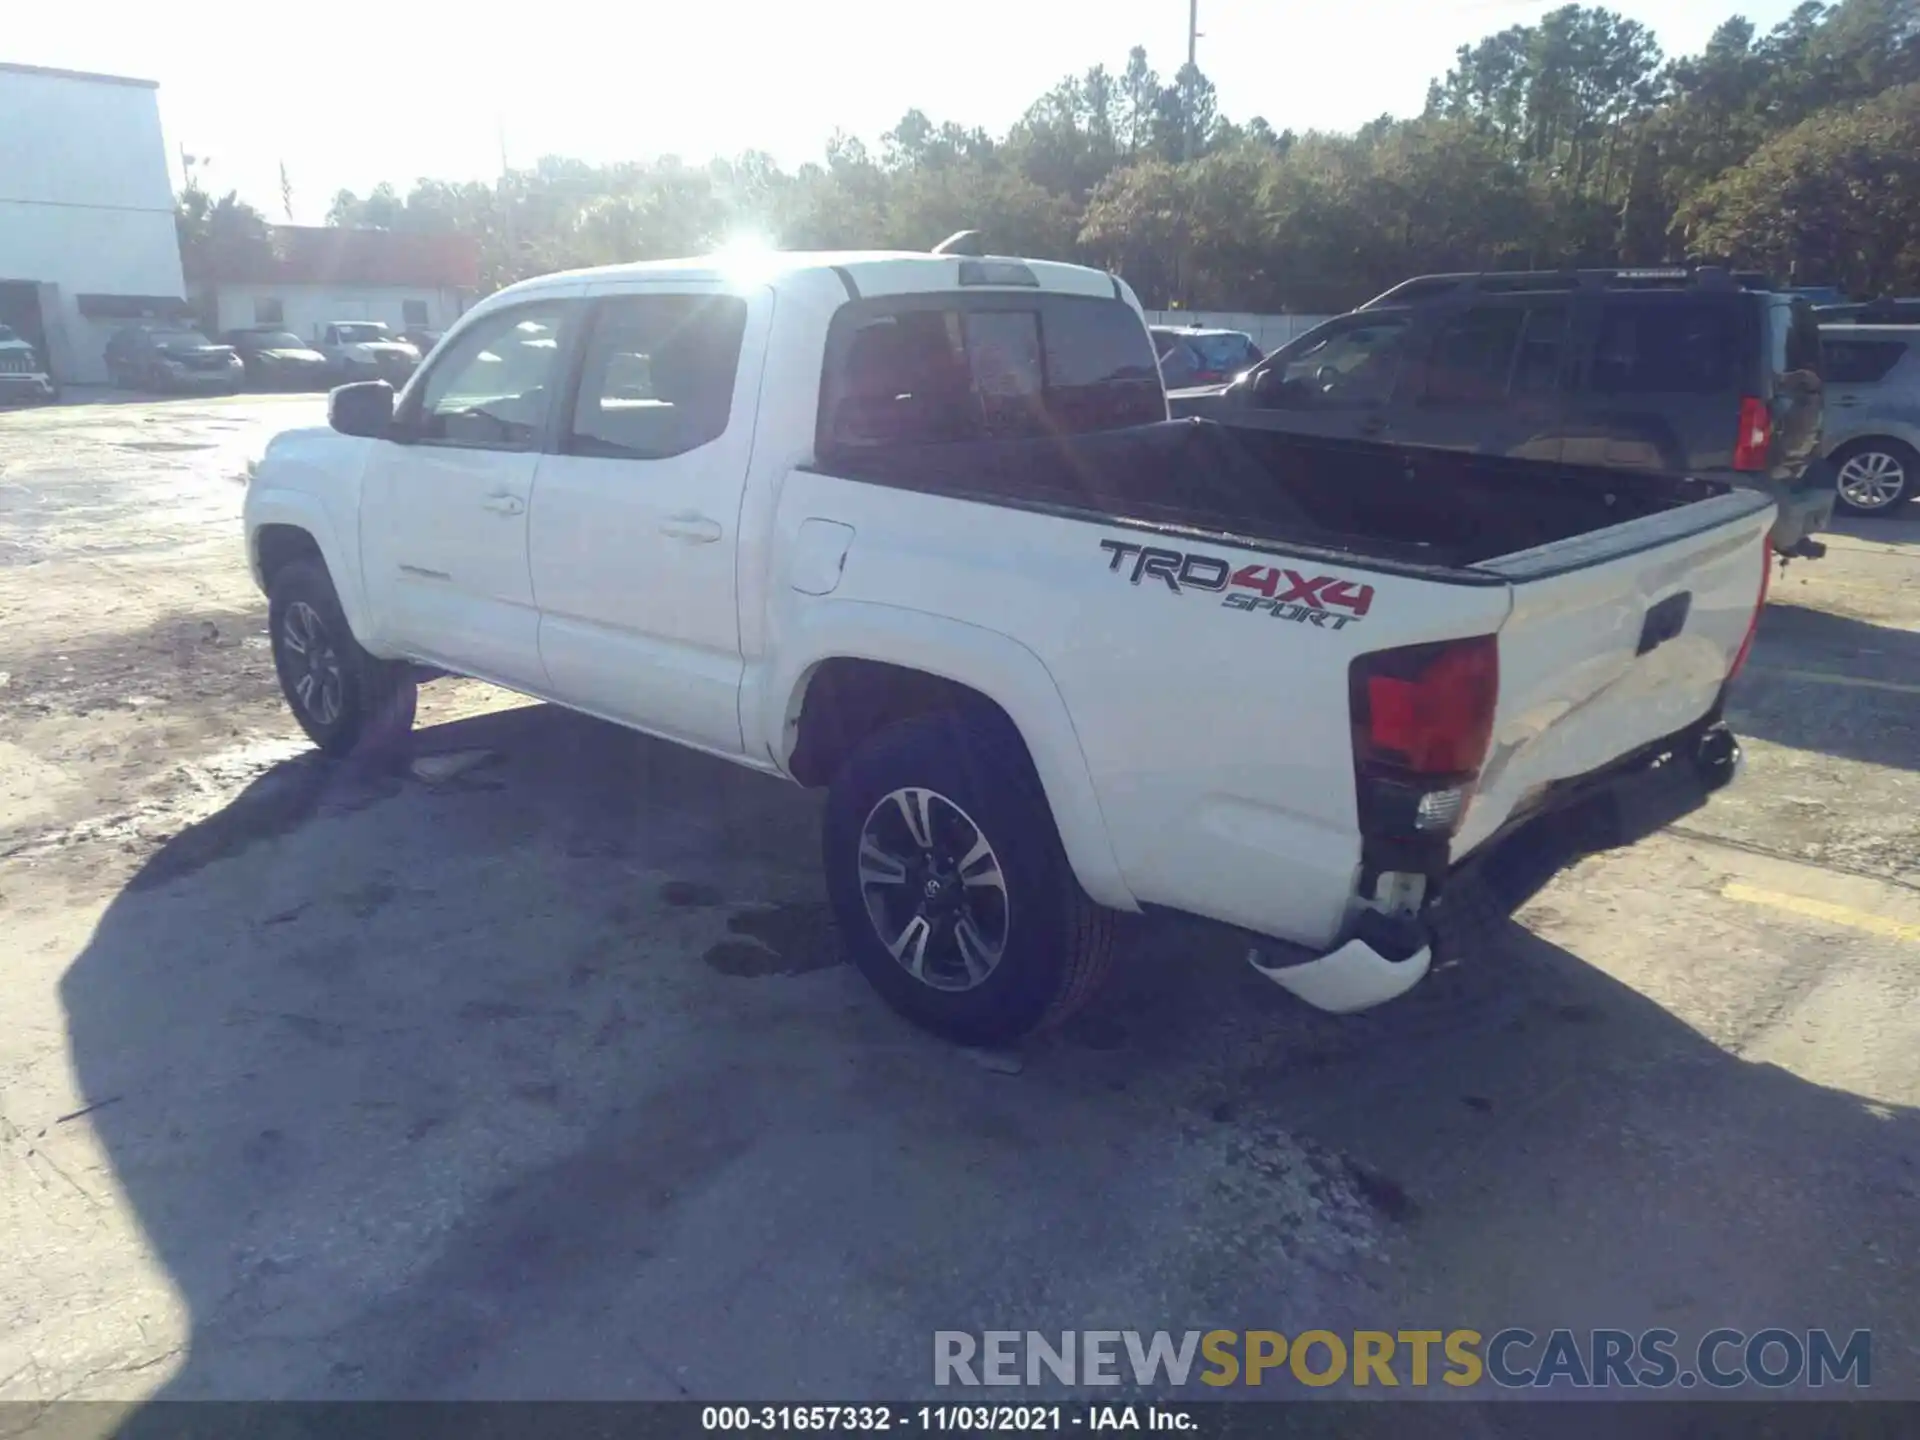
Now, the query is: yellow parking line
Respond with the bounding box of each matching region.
[1723,882,1920,944]
[1747,666,1920,697]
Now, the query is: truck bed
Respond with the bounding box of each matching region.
[822,419,1730,573]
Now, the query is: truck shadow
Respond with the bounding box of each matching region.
[1732,601,1920,771]
[56,702,1918,1418]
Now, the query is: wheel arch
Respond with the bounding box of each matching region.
[759,604,1137,912]
[245,492,375,645]
[1826,427,1920,463]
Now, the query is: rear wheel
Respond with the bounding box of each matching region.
[1833,439,1915,516]
[267,559,416,757]
[822,712,1114,1045]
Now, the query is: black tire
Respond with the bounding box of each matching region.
[822,711,1114,1046]
[267,559,417,757]
[1831,438,1916,517]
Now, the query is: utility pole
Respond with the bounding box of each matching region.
[1183,0,1203,162]
[497,116,518,284]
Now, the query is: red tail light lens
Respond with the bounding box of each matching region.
[1733,397,1772,472]
[1727,538,1772,682]
[1353,636,1500,776]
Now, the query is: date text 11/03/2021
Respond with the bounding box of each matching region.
[701,1406,1193,1432]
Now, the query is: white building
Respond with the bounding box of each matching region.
[189,226,478,343]
[0,62,188,384]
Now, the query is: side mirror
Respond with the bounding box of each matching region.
[329,380,394,439]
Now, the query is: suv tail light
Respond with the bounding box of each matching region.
[1350,636,1500,839]
[1727,538,1772,682]
[1733,397,1772,472]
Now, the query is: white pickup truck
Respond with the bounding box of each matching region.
[243,248,1773,1044]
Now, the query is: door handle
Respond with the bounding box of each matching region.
[659,513,723,543]
[481,492,525,516]
[1360,415,1389,437]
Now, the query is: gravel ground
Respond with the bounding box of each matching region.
[2,394,1917,1425]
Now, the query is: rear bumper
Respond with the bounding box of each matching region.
[1249,933,1433,1013]
[1250,717,1741,1012]
[1430,717,1740,949]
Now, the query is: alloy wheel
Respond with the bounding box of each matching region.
[857,786,1011,992]
[280,600,344,727]
[1837,450,1908,511]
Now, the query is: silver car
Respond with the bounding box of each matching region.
[1820,324,1920,515]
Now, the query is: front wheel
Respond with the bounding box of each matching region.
[267,559,416,757]
[822,712,1114,1045]
[1833,439,1915,516]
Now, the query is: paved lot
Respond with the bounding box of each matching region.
[2,394,1917,1420]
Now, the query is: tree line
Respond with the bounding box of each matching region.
[195,0,1920,312]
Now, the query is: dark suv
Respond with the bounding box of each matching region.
[1176,268,1831,557]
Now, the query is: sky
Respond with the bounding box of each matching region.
[11,0,1806,224]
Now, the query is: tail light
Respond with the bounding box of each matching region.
[1727,538,1772,682]
[1350,636,1500,839]
[1733,397,1772,472]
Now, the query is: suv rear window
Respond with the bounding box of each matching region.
[1590,300,1739,395]
[1823,339,1908,385]
[818,295,1163,455]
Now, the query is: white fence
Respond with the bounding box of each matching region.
[1141,311,1334,353]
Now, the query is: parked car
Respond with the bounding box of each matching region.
[246,248,1768,1044]
[1816,297,1920,325]
[0,323,57,404]
[221,329,331,390]
[1151,326,1262,389]
[314,321,420,385]
[104,326,244,393]
[1818,324,1920,515]
[1172,267,1832,559]
[396,328,445,357]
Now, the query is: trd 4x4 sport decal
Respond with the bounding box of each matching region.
[1099,539,1374,631]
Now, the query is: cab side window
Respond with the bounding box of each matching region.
[410,303,573,449]
[1419,303,1567,404]
[1257,316,1412,409]
[816,294,1162,455]
[565,294,749,460]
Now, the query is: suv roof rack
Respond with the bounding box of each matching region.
[1357,266,1774,310]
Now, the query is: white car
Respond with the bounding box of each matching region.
[244,248,1773,1044]
[0,323,57,403]
[314,321,420,385]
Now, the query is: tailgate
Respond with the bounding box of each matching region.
[1453,490,1773,856]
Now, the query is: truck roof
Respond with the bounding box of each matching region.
[496,250,1128,304]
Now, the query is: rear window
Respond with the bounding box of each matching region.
[1823,339,1908,385]
[1186,333,1260,371]
[818,295,1163,455]
[1589,300,1740,395]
